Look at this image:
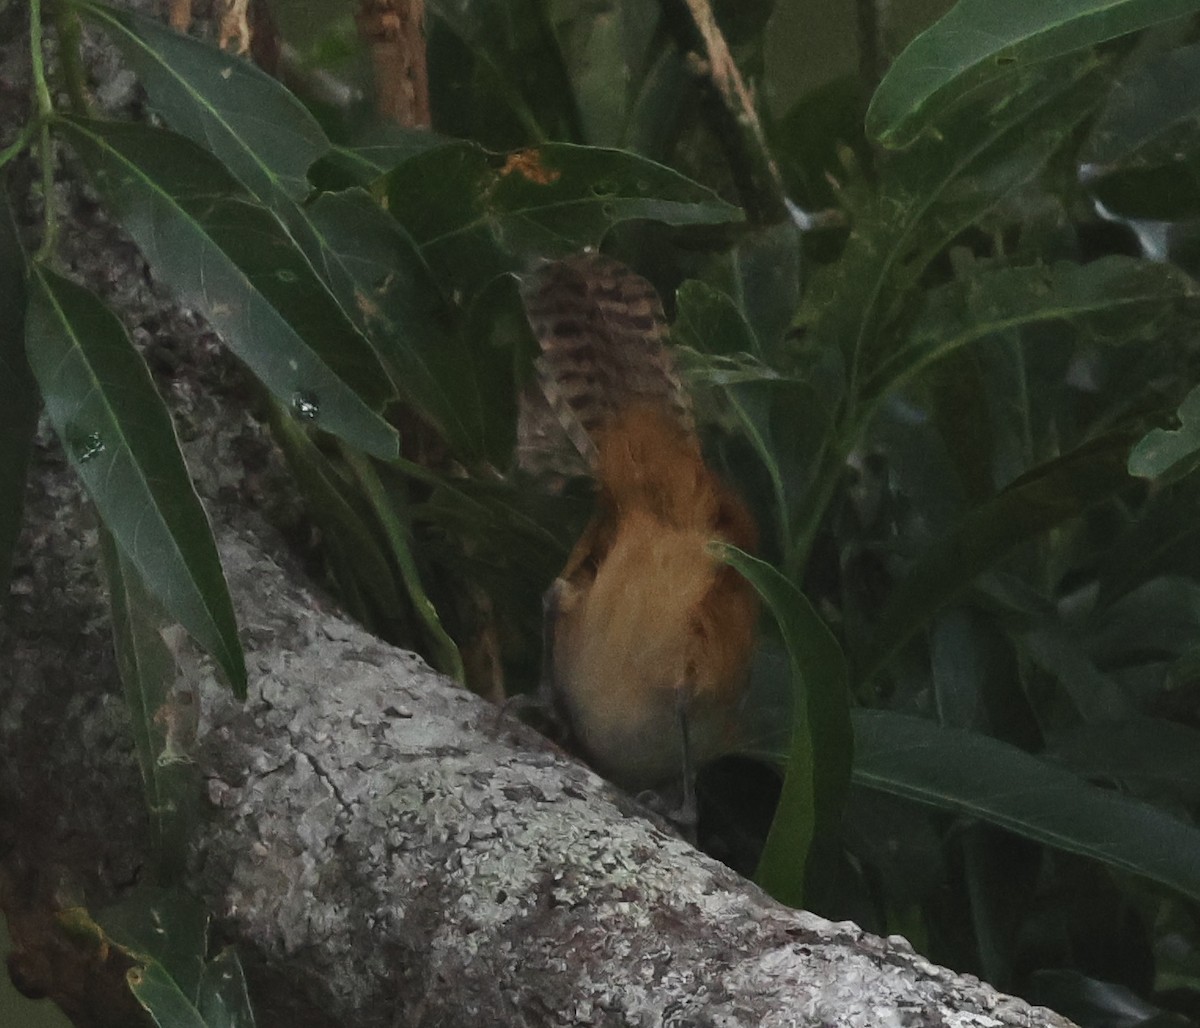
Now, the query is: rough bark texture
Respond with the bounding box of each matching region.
[0,2,1079,1026]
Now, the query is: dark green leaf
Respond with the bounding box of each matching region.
[97,887,207,1000]
[0,190,37,605]
[196,950,256,1028]
[1085,41,1200,167]
[95,888,254,1027]
[862,435,1135,683]
[867,0,1200,148]
[382,140,742,298]
[719,547,852,908]
[301,188,505,462]
[79,0,329,204]
[128,964,210,1028]
[1129,383,1200,481]
[310,131,450,191]
[802,59,1105,439]
[102,530,201,881]
[1098,474,1200,601]
[25,264,246,694]
[265,401,405,628]
[869,257,1197,402]
[1045,717,1200,803]
[427,0,581,146]
[1088,163,1200,221]
[56,116,398,460]
[854,709,1200,903]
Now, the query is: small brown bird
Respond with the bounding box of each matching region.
[521,253,759,798]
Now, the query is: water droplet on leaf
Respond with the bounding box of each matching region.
[292,391,320,422]
[73,431,106,463]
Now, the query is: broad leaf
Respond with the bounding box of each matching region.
[79,0,329,205]
[0,190,37,605]
[802,59,1105,438]
[427,0,581,146]
[102,531,201,881]
[867,0,1200,148]
[868,257,1196,402]
[25,265,245,693]
[302,188,512,463]
[1083,41,1200,220]
[1098,474,1200,601]
[56,116,398,460]
[93,888,255,1027]
[381,140,742,297]
[862,435,1135,683]
[1045,716,1200,803]
[1129,383,1200,481]
[854,709,1200,903]
[720,547,852,908]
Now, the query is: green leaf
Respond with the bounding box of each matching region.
[1045,716,1200,803]
[427,0,581,146]
[719,547,852,908]
[862,434,1135,683]
[1129,383,1200,481]
[265,401,405,621]
[802,58,1105,448]
[0,190,37,605]
[97,888,207,1000]
[1081,40,1200,220]
[101,530,202,881]
[1097,474,1200,601]
[853,709,1200,903]
[1088,163,1200,221]
[1085,41,1200,167]
[25,264,246,694]
[310,131,450,191]
[867,0,1200,148]
[56,116,398,460]
[78,0,330,204]
[869,257,1198,401]
[343,448,465,684]
[382,140,742,297]
[128,963,210,1028]
[196,949,256,1028]
[93,888,255,1027]
[302,188,507,463]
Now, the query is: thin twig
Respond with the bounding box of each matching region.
[657,0,788,226]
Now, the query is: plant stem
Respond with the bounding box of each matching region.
[52,3,91,116]
[29,0,57,260]
[0,121,37,171]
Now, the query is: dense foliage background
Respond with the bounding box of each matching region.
[7,0,1200,1024]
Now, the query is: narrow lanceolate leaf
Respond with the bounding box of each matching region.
[867,0,1200,148]
[0,190,38,604]
[1129,383,1200,481]
[719,547,852,908]
[25,264,246,694]
[854,709,1200,903]
[93,887,255,1027]
[868,257,1198,401]
[102,530,202,881]
[56,116,398,460]
[301,189,502,463]
[382,141,742,297]
[861,434,1135,684]
[78,0,329,205]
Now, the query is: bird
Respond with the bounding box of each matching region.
[520,252,760,811]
